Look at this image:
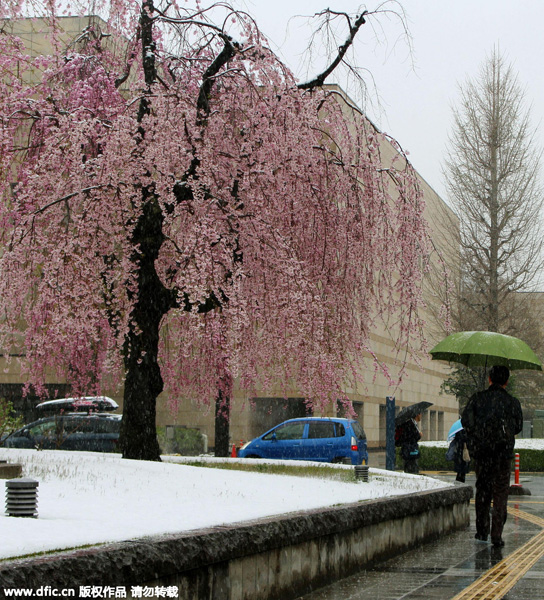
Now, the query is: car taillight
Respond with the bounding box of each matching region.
[351,436,358,451]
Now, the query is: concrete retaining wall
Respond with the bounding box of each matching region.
[0,485,472,599]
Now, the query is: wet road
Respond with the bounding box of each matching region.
[297,473,544,600]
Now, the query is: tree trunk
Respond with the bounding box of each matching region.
[120,198,172,461]
[214,387,231,457]
[119,0,171,461]
[488,59,500,333]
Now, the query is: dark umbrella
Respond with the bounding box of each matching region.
[395,401,432,425]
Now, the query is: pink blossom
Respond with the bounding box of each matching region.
[0,2,430,444]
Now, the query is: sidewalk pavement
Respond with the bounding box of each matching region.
[301,456,544,599]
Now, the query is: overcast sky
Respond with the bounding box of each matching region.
[233,0,544,202]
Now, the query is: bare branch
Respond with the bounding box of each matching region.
[298,10,368,90]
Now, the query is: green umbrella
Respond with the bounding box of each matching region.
[429,331,542,371]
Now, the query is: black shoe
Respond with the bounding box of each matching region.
[475,533,488,542]
[492,538,505,548]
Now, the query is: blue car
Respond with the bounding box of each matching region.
[238,417,368,465]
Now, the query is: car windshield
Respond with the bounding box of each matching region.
[351,422,366,440]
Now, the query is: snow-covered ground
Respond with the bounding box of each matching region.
[0,448,451,560]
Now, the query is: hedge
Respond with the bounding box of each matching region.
[397,445,544,472]
[157,426,205,456]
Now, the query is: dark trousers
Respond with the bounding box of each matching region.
[474,456,511,541]
[404,458,419,474]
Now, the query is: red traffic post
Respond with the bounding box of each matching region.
[513,453,521,486]
[230,443,237,458]
[509,452,531,496]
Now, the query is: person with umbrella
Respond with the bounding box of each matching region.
[395,402,430,474]
[445,421,470,483]
[431,331,540,546]
[461,365,523,548]
[395,414,421,473]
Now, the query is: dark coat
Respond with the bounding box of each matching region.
[395,419,421,461]
[461,383,523,461]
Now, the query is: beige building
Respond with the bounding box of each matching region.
[2,16,460,449]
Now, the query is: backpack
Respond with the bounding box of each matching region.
[465,393,513,457]
[472,418,511,452]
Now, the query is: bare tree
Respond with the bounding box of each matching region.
[444,49,544,334]
[441,49,544,405]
